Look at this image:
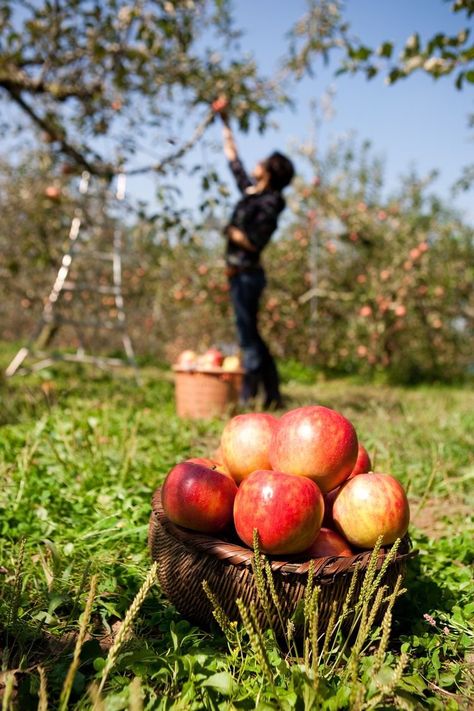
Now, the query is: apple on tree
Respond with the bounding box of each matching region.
[233,469,325,555]
[270,405,358,493]
[220,413,278,483]
[211,95,229,114]
[44,185,61,200]
[333,472,410,548]
[162,461,237,534]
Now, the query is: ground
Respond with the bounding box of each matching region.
[0,347,473,710]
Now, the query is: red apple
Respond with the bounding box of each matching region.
[304,527,353,558]
[44,185,61,200]
[199,348,224,368]
[333,473,410,548]
[185,457,233,480]
[269,406,358,493]
[221,413,279,483]
[322,486,340,527]
[233,469,324,555]
[348,444,372,479]
[162,461,237,533]
[212,96,229,113]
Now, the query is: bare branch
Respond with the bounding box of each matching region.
[125,109,215,176]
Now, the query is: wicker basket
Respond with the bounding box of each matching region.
[149,488,414,634]
[173,367,244,419]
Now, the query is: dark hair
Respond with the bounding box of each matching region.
[265,151,295,191]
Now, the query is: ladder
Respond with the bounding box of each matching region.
[5,172,139,378]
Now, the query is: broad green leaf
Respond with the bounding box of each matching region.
[202,671,236,696]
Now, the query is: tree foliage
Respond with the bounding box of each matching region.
[2,140,473,383]
[0,0,286,177]
[287,0,474,88]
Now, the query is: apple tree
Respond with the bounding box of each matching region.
[0,0,287,179]
[261,138,474,382]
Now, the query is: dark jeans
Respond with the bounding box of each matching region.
[229,269,281,406]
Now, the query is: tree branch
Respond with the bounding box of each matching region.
[2,86,113,178]
[125,109,215,176]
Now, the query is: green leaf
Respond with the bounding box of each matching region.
[377,41,393,58]
[349,45,372,61]
[465,70,474,82]
[202,671,236,696]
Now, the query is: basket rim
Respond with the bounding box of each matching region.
[173,365,245,375]
[151,488,416,578]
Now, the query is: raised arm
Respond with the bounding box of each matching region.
[220,117,252,194]
[221,118,238,163]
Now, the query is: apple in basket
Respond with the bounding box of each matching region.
[348,444,372,479]
[269,406,358,493]
[199,348,224,369]
[220,413,279,483]
[162,461,237,533]
[322,486,340,528]
[185,457,234,480]
[303,527,353,558]
[322,444,372,525]
[333,472,410,548]
[176,350,197,368]
[222,355,241,372]
[233,469,325,555]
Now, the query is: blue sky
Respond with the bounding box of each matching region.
[129,0,473,222]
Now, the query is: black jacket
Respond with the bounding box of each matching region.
[225,157,285,269]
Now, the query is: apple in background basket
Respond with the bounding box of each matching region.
[162,461,237,534]
[221,413,278,483]
[303,527,353,558]
[176,350,197,368]
[348,444,372,479]
[333,472,410,548]
[199,348,224,369]
[222,355,241,372]
[234,469,325,555]
[185,457,233,480]
[270,405,358,493]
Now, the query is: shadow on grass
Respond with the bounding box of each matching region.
[393,554,460,637]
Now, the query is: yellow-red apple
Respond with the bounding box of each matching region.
[233,469,325,555]
[269,406,358,493]
[162,461,237,533]
[222,355,241,372]
[333,472,410,548]
[176,350,197,368]
[221,413,278,483]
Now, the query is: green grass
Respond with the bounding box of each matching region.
[0,348,473,710]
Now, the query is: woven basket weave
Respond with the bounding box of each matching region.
[149,488,414,634]
[173,368,243,419]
